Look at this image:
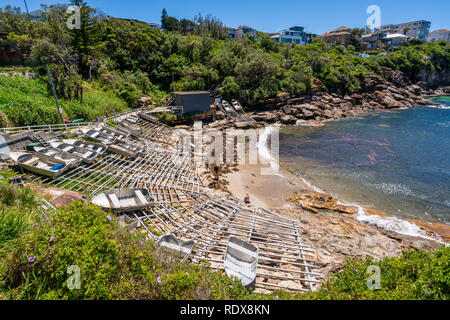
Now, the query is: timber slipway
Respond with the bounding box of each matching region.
[0,107,322,293]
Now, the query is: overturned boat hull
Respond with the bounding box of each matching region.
[157,234,196,263]
[224,236,258,290]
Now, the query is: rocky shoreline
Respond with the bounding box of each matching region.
[207,73,449,130]
[203,160,448,281]
[198,84,450,280]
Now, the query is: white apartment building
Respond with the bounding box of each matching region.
[271,26,312,45]
[376,20,431,42]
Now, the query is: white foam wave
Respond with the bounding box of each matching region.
[257,126,280,174]
[356,209,446,244]
[368,183,415,197]
[424,104,450,110]
[289,173,446,243]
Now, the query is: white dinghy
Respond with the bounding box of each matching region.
[62,139,107,155]
[107,144,138,159]
[127,114,139,124]
[49,141,100,164]
[97,126,128,142]
[157,234,196,263]
[231,99,245,113]
[9,151,70,178]
[222,100,234,113]
[91,189,154,213]
[224,236,259,290]
[118,120,143,137]
[81,128,116,145]
[34,147,82,167]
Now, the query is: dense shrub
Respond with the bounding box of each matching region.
[0,195,252,300]
[0,178,448,300]
[302,247,449,300]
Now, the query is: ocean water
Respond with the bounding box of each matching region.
[279,97,450,226]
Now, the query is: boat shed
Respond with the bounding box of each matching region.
[172,91,212,115]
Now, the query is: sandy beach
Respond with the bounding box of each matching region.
[224,163,312,209]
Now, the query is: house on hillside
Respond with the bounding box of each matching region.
[271,26,312,45]
[376,20,431,42]
[362,32,408,50]
[147,22,161,30]
[323,26,353,45]
[29,10,45,21]
[428,29,450,42]
[226,25,259,40]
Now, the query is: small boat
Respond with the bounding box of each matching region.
[138,112,158,123]
[49,141,99,164]
[81,128,116,145]
[118,142,145,155]
[157,234,196,263]
[224,236,258,290]
[91,188,154,212]
[61,139,107,155]
[34,147,82,167]
[9,151,70,178]
[222,100,234,113]
[107,144,138,159]
[97,126,128,142]
[118,120,142,136]
[127,114,139,124]
[231,99,245,113]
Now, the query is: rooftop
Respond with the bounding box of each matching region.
[385,33,407,39]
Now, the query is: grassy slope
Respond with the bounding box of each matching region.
[0,75,128,127]
[0,173,448,300]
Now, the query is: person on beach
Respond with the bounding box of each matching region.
[244,194,251,204]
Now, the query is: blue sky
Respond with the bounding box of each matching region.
[4,0,449,34]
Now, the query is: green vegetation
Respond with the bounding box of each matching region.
[0,75,127,126]
[0,180,253,300]
[302,248,449,300]
[0,177,448,300]
[1,4,449,127]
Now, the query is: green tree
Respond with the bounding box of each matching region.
[220,76,241,101]
[180,19,195,34]
[66,0,102,79]
[161,8,168,30]
[164,16,180,32]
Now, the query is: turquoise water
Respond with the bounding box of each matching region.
[280,97,450,225]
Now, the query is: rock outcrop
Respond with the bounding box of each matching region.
[274,207,442,280]
[27,184,84,208]
[289,192,359,215]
